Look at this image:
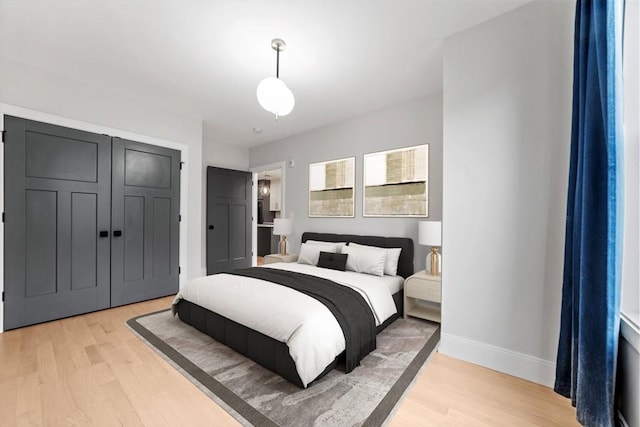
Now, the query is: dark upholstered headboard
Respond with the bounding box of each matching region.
[301,232,414,279]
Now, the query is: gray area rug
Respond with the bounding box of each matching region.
[127,310,439,427]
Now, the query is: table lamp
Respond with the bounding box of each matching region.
[419,221,442,276]
[273,218,293,255]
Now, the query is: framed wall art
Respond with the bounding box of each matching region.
[308,156,355,217]
[363,144,428,217]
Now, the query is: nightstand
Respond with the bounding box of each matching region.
[263,253,299,264]
[404,270,441,322]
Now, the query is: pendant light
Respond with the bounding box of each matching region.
[257,38,295,120]
[260,173,271,196]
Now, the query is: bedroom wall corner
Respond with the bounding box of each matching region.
[248,94,443,272]
[440,0,574,386]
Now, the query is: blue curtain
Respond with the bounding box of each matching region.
[555,1,624,426]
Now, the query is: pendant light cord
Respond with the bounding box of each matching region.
[275,46,281,119]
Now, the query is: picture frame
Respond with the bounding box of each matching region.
[308,156,355,218]
[363,144,428,217]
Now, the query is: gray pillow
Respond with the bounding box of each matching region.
[317,251,348,271]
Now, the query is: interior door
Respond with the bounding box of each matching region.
[3,116,112,329]
[111,138,180,306]
[207,166,252,274]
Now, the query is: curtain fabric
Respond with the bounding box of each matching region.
[555,1,625,426]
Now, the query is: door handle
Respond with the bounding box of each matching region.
[208,225,214,230]
[113,230,122,237]
[99,231,109,238]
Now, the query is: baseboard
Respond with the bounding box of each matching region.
[620,312,639,353]
[439,332,556,387]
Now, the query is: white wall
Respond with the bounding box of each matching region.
[203,140,250,172]
[440,1,574,386]
[249,94,443,271]
[619,1,639,425]
[621,0,640,326]
[0,58,205,282]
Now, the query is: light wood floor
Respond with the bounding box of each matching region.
[0,297,579,426]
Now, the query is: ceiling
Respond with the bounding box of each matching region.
[0,0,529,147]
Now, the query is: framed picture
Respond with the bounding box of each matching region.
[363,144,428,217]
[308,156,355,217]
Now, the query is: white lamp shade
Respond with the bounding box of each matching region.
[257,77,295,116]
[273,218,293,236]
[419,221,441,246]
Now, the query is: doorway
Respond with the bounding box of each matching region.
[251,162,286,266]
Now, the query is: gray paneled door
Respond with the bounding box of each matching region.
[111,138,180,306]
[207,166,252,274]
[4,117,181,329]
[4,116,112,329]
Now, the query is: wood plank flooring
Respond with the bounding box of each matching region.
[0,297,579,426]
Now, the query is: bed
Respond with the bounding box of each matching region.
[172,232,413,388]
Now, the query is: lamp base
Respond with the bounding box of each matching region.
[279,236,288,255]
[428,247,441,276]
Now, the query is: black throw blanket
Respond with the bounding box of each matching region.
[228,267,376,373]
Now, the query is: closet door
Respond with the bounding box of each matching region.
[110,138,180,306]
[3,116,112,329]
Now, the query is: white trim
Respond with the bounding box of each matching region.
[0,114,3,334]
[0,104,190,333]
[439,332,556,387]
[621,312,640,353]
[250,161,287,265]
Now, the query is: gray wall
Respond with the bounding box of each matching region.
[440,1,574,386]
[249,94,443,271]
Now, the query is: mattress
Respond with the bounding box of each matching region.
[172,263,398,387]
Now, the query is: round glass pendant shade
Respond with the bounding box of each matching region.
[256,77,295,116]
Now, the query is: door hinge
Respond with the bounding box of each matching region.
[1,130,6,143]
[180,161,184,170]
[1,291,4,302]
[2,212,4,223]
[178,214,182,222]
[178,266,181,274]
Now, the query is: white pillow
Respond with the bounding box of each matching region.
[342,244,387,277]
[298,242,340,265]
[305,240,347,253]
[349,243,402,276]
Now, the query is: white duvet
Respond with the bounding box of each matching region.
[171,262,400,387]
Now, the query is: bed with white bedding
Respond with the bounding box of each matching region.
[172,232,414,388]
